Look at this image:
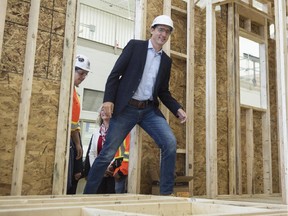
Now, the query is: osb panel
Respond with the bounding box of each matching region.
[253,111,264,194]
[170,58,186,173]
[0,73,22,195]
[169,58,186,144]
[0,22,27,73]
[52,11,66,36]
[0,0,67,195]
[268,39,279,193]
[172,0,187,10]
[216,6,229,195]
[6,0,30,26]
[54,0,67,14]
[34,31,51,78]
[38,7,53,32]
[241,108,247,194]
[171,12,187,54]
[22,78,60,195]
[146,0,163,38]
[193,7,206,196]
[47,34,64,80]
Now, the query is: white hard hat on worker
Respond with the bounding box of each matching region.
[74,54,91,87]
[151,15,174,32]
[75,54,91,72]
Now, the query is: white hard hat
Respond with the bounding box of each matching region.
[151,15,174,31]
[75,54,91,72]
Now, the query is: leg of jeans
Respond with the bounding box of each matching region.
[83,106,138,194]
[139,108,177,195]
[115,176,127,193]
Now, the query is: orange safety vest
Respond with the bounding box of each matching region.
[71,87,81,131]
[113,133,130,176]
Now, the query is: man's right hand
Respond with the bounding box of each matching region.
[102,102,114,118]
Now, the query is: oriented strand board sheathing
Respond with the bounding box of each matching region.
[170,11,187,54]
[193,6,206,196]
[0,0,68,195]
[0,73,22,195]
[215,6,229,195]
[171,0,187,10]
[268,39,279,193]
[253,111,264,194]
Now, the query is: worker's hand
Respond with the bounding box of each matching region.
[102,102,114,118]
[104,165,114,177]
[114,172,121,181]
[177,108,187,123]
[74,172,82,181]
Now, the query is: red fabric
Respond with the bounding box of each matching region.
[97,135,103,153]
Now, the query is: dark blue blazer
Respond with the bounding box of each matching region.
[103,39,182,117]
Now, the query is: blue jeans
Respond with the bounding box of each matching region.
[83,104,177,195]
[115,175,127,193]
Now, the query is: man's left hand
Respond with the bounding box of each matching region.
[177,108,187,123]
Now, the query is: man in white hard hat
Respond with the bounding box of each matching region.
[84,15,187,195]
[67,54,91,194]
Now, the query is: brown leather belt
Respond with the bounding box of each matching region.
[128,98,153,109]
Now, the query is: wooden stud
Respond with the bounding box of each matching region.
[205,1,218,198]
[52,0,78,195]
[274,0,288,205]
[0,0,7,61]
[227,3,237,195]
[186,0,195,196]
[11,0,41,196]
[234,4,243,195]
[161,0,172,120]
[246,108,254,194]
[261,18,272,195]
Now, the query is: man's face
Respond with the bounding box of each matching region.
[74,69,88,87]
[150,25,172,47]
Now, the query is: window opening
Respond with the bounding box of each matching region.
[239,36,267,109]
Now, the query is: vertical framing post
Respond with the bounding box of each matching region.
[52,0,78,195]
[11,0,41,195]
[227,3,237,195]
[0,0,8,61]
[161,0,172,120]
[274,0,288,204]
[234,4,242,195]
[246,108,254,194]
[206,1,218,198]
[261,18,272,195]
[186,0,195,195]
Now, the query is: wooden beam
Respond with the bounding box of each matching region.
[0,0,7,61]
[205,1,218,198]
[274,0,288,205]
[127,126,142,193]
[52,0,78,195]
[227,3,237,195]
[186,0,195,196]
[11,0,41,196]
[161,0,172,120]
[234,4,242,195]
[246,108,254,194]
[261,18,272,195]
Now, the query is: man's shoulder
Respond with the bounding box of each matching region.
[127,39,148,46]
